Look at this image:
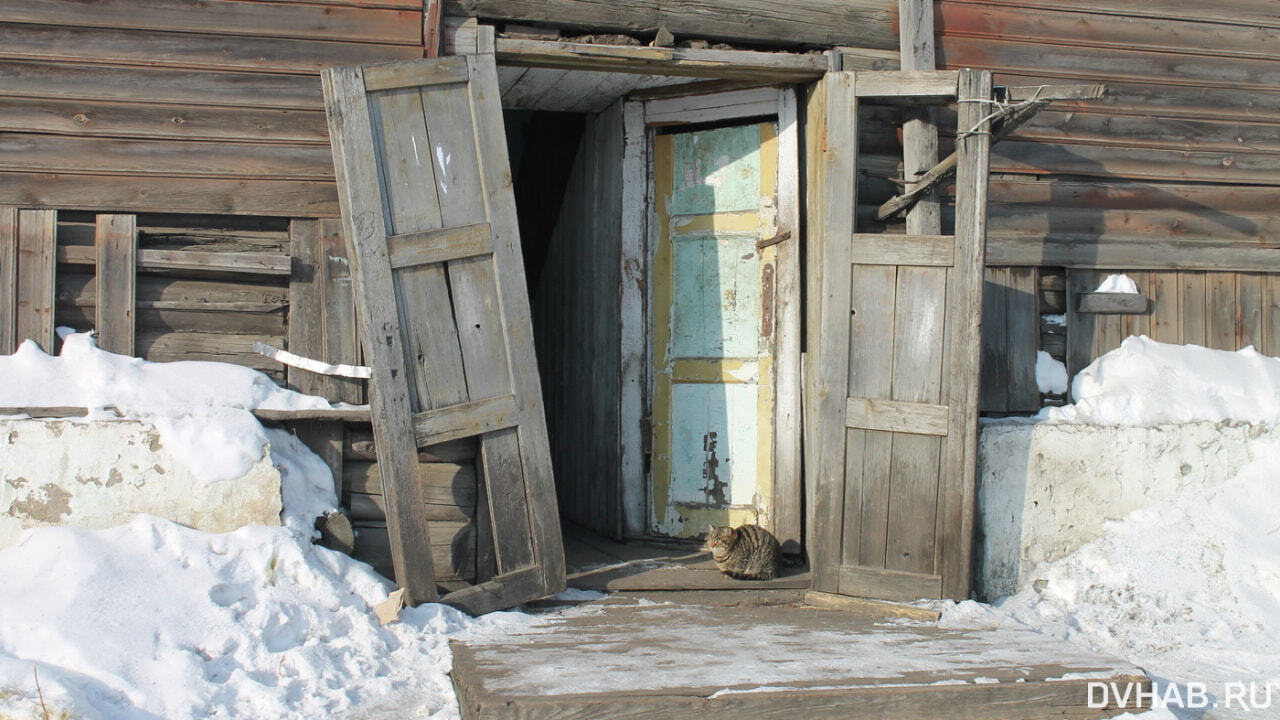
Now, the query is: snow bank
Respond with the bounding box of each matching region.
[0,332,341,483]
[1035,349,1068,395]
[1042,335,1280,427]
[1094,273,1140,294]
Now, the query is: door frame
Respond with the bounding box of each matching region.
[619,86,802,551]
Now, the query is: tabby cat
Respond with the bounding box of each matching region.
[704,524,780,580]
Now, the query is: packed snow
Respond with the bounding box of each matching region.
[1095,273,1141,294]
[1034,349,1069,395]
[965,336,1280,718]
[3,328,1279,719]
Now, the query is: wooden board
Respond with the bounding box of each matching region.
[323,46,564,613]
[16,209,56,352]
[94,214,136,355]
[0,207,16,353]
[450,599,1149,720]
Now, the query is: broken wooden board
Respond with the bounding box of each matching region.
[451,599,1149,720]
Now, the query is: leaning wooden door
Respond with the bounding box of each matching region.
[322,51,564,614]
[807,70,991,601]
[651,122,780,538]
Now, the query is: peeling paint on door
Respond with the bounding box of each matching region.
[651,122,778,538]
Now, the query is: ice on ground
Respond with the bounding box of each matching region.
[1035,350,1069,395]
[1039,335,1280,427]
[1095,273,1140,294]
[0,331,344,483]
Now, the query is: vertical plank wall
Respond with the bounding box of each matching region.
[530,103,625,540]
[932,0,1280,407]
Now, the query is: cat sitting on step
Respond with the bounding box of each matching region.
[704,524,781,580]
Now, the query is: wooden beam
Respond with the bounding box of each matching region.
[362,55,470,91]
[387,223,492,269]
[15,209,55,352]
[849,234,954,267]
[845,397,950,436]
[444,0,899,50]
[1078,292,1149,314]
[424,0,444,58]
[412,394,519,447]
[854,70,957,99]
[494,38,828,82]
[94,214,137,355]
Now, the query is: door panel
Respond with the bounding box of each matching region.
[806,69,991,602]
[323,48,564,614]
[651,122,779,538]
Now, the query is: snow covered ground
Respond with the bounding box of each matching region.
[1,331,1278,718]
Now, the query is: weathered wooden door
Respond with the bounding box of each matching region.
[649,122,781,538]
[807,70,991,601]
[322,47,564,614]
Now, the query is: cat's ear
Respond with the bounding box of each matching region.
[706,524,715,535]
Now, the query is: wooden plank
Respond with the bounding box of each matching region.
[292,419,345,501]
[138,249,291,275]
[319,218,363,405]
[15,209,55,352]
[1207,272,1237,350]
[446,0,899,50]
[837,565,943,603]
[772,88,803,555]
[3,0,424,44]
[0,133,334,180]
[495,38,829,83]
[643,87,779,126]
[439,566,546,617]
[1181,272,1208,348]
[0,97,329,144]
[898,0,943,248]
[59,273,289,313]
[94,214,136,355]
[884,265,945,575]
[940,0,1280,30]
[0,23,420,76]
[387,223,493,269]
[1078,292,1149,314]
[345,431,477,463]
[854,71,957,98]
[937,2,1280,62]
[362,56,471,91]
[343,460,477,506]
[979,267,1010,413]
[802,591,942,621]
[985,236,1280,272]
[849,234,953,266]
[845,398,949,436]
[349,492,472,523]
[288,219,328,398]
[988,141,1280,187]
[0,172,338,218]
[0,207,16,353]
[937,69,990,601]
[411,397,520,448]
[137,330,285,372]
[1266,276,1280,357]
[619,100,647,538]
[0,60,324,110]
[1005,267,1039,413]
[1147,271,1182,345]
[323,64,438,604]
[808,70,858,594]
[350,521,476,585]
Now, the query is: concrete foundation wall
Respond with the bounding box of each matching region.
[976,420,1280,600]
[0,419,281,548]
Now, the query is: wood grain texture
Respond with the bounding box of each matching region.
[15,209,55,352]
[323,63,438,604]
[937,69,991,600]
[445,0,899,50]
[94,214,137,355]
[0,207,16,353]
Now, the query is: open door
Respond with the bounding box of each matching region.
[806,69,991,602]
[322,41,564,614]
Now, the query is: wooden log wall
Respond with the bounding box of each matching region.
[530,104,626,540]
[0,0,426,216]
[932,0,1280,408]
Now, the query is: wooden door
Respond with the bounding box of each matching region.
[806,70,991,601]
[650,121,780,538]
[322,47,564,614]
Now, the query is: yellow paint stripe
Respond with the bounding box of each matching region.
[672,358,760,384]
[673,212,759,234]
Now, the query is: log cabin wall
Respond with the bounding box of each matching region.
[933,0,1280,410]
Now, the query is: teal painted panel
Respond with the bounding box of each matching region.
[671,235,760,359]
[668,382,759,509]
[670,126,761,216]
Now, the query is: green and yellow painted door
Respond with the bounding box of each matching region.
[650,121,779,538]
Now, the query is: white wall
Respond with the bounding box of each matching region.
[976,420,1280,600]
[0,419,281,548]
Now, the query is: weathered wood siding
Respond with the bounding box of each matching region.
[531,104,625,540]
[0,0,424,217]
[933,0,1280,408]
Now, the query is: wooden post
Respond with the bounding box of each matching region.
[898,0,941,237]
[0,207,17,354]
[424,0,444,58]
[94,214,137,355]
[15,209,56,353]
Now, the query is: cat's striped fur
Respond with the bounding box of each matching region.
[704,524,780,580]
